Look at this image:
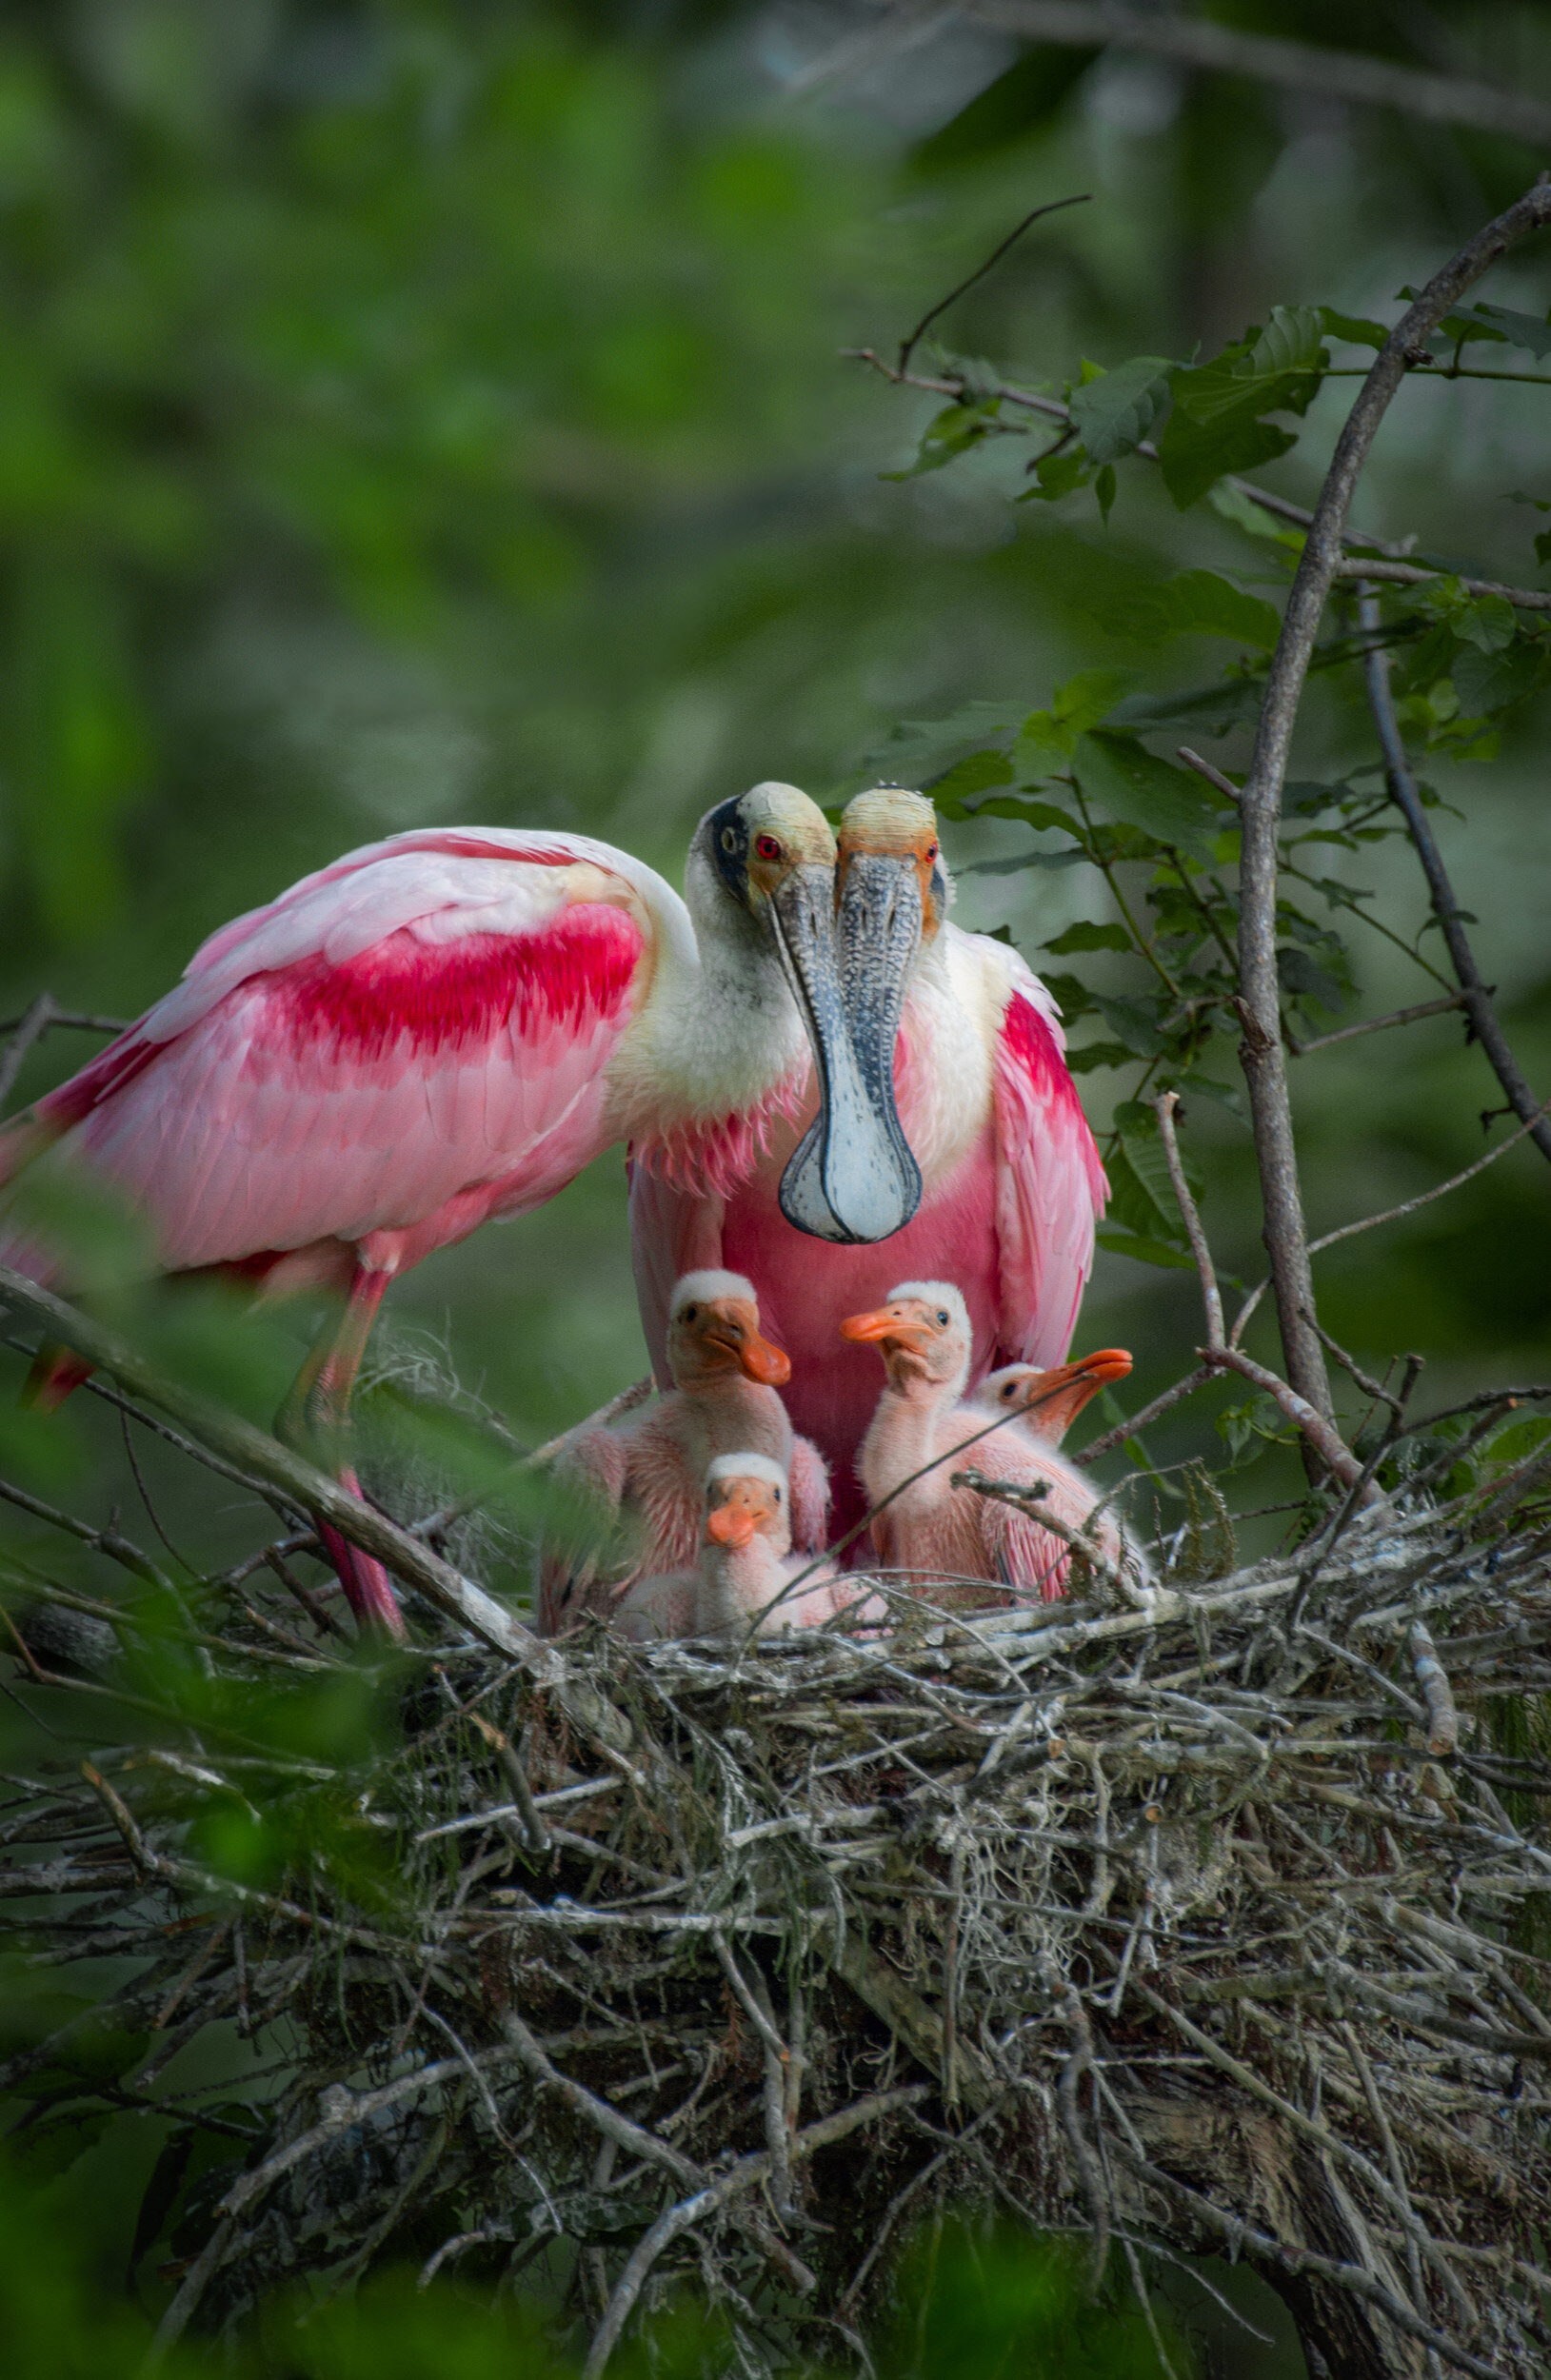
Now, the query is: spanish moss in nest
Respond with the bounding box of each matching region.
[5,1429,1551,2380]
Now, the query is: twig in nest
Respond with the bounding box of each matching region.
[1409,1621,1459,1757]
[1058,1985,1110,2295]
[467,1710,550,1856]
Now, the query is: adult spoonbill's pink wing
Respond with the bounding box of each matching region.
[7,829,661,1283]
[987,947,1107,1373]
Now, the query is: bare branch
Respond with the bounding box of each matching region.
[1153,1093,1223,1349]
[1335,557,1551,611]
[1357,585,1551,1167]
[1288,993,1469,1056]
[1409,1621,1460,1757]
[959,2,1551,148]
[1071,1364,1216,1468]
[0,996,56,1117]
[896,193,1089,375]
[0,1262,552,1669]
[1235,179,1551,1422]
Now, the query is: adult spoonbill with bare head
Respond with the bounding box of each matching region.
[630,784,1106,1538]
[0,785,916,1636]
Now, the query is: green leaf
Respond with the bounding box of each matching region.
[1454,593,1517,653]
[1451,638,1547,718]
[1094,462,1116,523]
[1043,920,1132,954]
[1283,778,1353,816]
[1104,568,1280,650]
[930,750,1015,804]
[1106,677,1263,737]
[964,796,1080,830]
[1158,305,1325,508]
[1120,1126,1190,1226]
[1065,1041,1134,1073]
[1073,730,1230,863]
[1096,1228,1196,1270]
[1158,412,1297,511]
[1537,530,1551,567]
[867,701,1022,785]
[1094,994,1168,1058]
[1065,355,1175,465]
[1014,666,1134,770]
[1041,970,1095,1018]
[1174,307,1327,426]
[1277,944,1344,1011]
[885,397,1003,479]
[960,848,1087,876]
[1207,478,1304,548]
[1319,307,1388,348]
[2,2105,115,2184]
[1019,447,1089,503]
[1468,301,1551,361]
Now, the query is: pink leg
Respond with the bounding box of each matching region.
[279,1257,406,1640]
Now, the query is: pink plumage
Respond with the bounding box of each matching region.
[631,927,1106,1544]
[0,788,851,1636]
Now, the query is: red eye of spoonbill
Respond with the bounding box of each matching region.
[925,842,939,861]
[755,834,783,861]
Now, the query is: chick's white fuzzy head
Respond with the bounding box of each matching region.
[706,1452,787,1492]
[886,1281,970,1333]
[671,1271,759,1319]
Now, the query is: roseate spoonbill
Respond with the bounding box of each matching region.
[967,1350,1144,1592]
[538,1270,828,1635]
[0,784,913,1636]
[630,785,1105,1538]
[615,1453,861,1642]
[842,1283,1127,1602]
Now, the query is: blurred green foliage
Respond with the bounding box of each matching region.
[0,2138,1213,2380]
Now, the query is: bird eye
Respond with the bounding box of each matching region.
[755,833,783,861]
[937,1310,950,1327]
[925,842,939,861]
[1002,1383,1017,1401]
[721,827,739,853]
[774,1487,783,1500]
[683,1304,698,1321]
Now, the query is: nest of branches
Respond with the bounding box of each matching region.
[6,1405,1551,2380]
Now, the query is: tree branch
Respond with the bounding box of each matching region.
[1356,585,1551,1167]
[0,1263,551,1670]
[960,2,1551,148]
[1234,179,1551,1426]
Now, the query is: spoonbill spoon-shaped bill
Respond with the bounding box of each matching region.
[0,785,896,1634]
[537,1271,828,1636]
[843,1283,1121,1601]
[630,785,1106,1541]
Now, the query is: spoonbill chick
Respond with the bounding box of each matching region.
[616,1453,865,1641]
[540,1273,828,1633]
[968,1349,1145,1592]
[843,1282,1115,1602]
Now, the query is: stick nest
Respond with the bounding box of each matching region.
[7,1443,1551,2380]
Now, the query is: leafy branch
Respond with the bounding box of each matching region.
[856,181,1551,1453]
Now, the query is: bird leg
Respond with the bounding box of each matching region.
[276,1257,405,1639]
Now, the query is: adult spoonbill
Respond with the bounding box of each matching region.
[842,1284,1131,1601]
[0,786,914,1636]
[630,785,1106,1535]
[538,1270,828,1635]
[615,1452,862,1642]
